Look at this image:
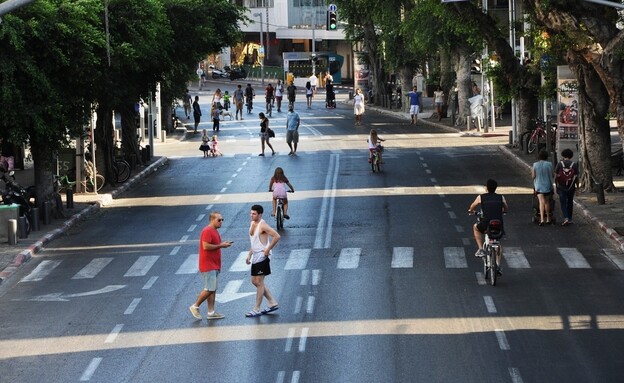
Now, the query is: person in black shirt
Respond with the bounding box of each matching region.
[468,179,508,266]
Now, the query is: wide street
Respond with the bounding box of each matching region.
[1,82,623,382]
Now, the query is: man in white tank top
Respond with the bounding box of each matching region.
[245,204,281,317]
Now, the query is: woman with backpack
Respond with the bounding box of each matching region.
[532,150,554,226]
[555,148,579,226]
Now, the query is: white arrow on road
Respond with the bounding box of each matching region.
[215,279,255,303]
[14,285,126,302]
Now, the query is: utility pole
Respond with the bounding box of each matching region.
[254,13,265,85]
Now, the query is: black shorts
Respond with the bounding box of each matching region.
[251,258,271,276]
[476,220,505,237]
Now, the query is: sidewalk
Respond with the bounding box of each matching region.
[1,89,623,286]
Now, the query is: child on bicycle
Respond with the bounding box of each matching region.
[468,179,508,273]
[210,135,221,156]
[269,167,295,219]
[367,129,385,163]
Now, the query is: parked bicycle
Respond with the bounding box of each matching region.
[113,141,131,183]
[57,160,105,193]
[525,117,557,154]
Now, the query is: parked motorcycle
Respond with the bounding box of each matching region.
[227,66,247,81]
[210,65,229,79]
[1,170,35,234]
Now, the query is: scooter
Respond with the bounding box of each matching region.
[210,65,229,79]
[1,170,35,234]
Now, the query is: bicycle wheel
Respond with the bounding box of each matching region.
[526,133,538,154]
[490,252,497,286]
[114,160,131,183]
[86,174,105,192]
[276,204,283,230]
[483,252,489,280]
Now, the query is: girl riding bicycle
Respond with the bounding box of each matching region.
[269,167,295,219]
[367,129,385,163]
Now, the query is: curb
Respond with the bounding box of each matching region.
[499,145,624,253]
[0,157,168,284]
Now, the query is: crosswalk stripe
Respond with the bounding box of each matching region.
[391,247,414,268]
[124,256,160,277]
[444,247,467,268]
[337,248,361,269]
[175,254,198,275]
[72,258,113,279]
[229,251,250,272]
[558,247,591,269]
[285,249,310,270]
[20,260,62,282]
[504,247,530,268]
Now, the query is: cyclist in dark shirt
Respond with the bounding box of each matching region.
[468,179,508,265]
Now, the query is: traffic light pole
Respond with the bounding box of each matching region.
[312,11,316,76]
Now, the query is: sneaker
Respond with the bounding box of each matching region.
[207,312,225,320]
[189,305,201,320]
[475,249,486,258]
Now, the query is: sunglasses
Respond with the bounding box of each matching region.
[217,218,224,222]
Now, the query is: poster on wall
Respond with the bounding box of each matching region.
[556,65,580,163]
[353,52,370,93]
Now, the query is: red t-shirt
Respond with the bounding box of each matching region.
[199,226,222,272]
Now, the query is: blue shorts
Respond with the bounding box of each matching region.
[201,270,219,291]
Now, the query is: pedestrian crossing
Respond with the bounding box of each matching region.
[17,246,621,283]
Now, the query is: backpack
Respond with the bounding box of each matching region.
[556,161,577,190]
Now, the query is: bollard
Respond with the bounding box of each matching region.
[349,91,353,100]
[31,207,40,232]
[8,219,17,245]
[145,144,151,161]
[17,216,28,239]
[595,182,606,205]
[509,130,513,146]
[66,189,74,209]
[161,130,167,143]
[43,201,52,225]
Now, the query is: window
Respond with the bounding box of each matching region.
[243,0,274,7]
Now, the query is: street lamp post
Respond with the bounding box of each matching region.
[253,13,265,85]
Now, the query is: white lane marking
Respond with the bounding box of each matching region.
[495,329,510,350]
[284,327,296,352]
[20,260,62,282]
[124,256,159,277]
[105,324,124,343]
[422,163,428,168]
[142,276,158,289]
[425,169,431,174]
[444,247,467,268]
[124,298,142,315]
[306,296,315,314]
[226,180,232,185]
[483,296,497,313]
[214,195,222,201]
[430,178,437,183]
[179,235,189,242]
[276,371,286,383]
[509,368,524,383]
[80,357,103,381]
[169,246,181,256]
[300,270,310,285]
[604,248,624,269]
[443,202,451,209]
[294,296,303,314]
[391,247,414,268]
[187,224,197,232]
[237,167,243,172]
[291,371,301,383]
[448,211,457,219]
[505,247,530,268]
[314,153,339,249]
[462,238,471,246]
[476,272,486,285]
[558,247,591,268]
[175,254,197,274]
[311,269,321,285]
[72,258,113,279]
[455,225,464,233]
[337,248,361,269]
[298,327,309,352]
[230,251,250,272]
[285,249,310,270]
[196,214,205,222]
[220,188,227,193]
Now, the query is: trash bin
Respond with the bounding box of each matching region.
[0,204,19,243]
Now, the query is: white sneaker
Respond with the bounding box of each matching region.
[189,305,201,320]
[207,312,225,320]
[475,249,487,258]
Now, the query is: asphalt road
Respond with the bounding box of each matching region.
[0,89,623,382]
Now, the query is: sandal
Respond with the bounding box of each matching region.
[261,305,279,315]
[245,310,263,317]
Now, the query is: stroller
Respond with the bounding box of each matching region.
[531,191,556,224]
[325,82,336,108]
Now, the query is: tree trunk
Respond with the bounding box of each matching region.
[94,104,115,187]
[454,45,472,127]
[570,58,614,192]
[120,103,142,168]
[30,126,59,217]
[440,48,454,104]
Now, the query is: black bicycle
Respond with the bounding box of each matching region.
[473,211,503,286]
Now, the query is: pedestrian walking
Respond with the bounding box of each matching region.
[353,88,365,125]
[532,149,554,226]
[192,96,202,134]
[305,81,313,109]
[212,102,220,132]
[265,83,275,116]
[189,211,233,320]
[233,84,245,120]
[245,204,280,317]
[287,82,297,109]
[286,104,300,155]
[554,148,579,226]
[433,86,445,121]
[407,86,421,125]
[183,89,192,119]
[258,112,275,156]
[309,72,318,95]
[275,80,284,112]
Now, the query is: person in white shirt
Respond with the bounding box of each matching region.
[309,72,318,95]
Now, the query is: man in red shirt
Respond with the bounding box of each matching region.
[189,211,233,320]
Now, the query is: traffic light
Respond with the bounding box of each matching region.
[327,11,337,31]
